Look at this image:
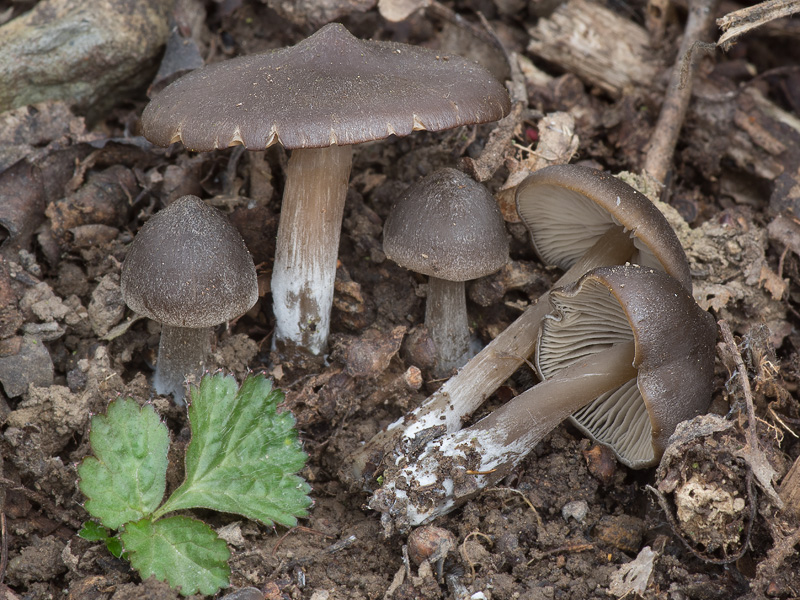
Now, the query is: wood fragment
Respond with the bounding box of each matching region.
[717,0,800,50]
[643,0,719,183]
[526,0,659,98]
[718,320,783,507]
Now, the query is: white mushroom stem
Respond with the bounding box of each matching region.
[343,225,634,487]
[153,326,211,405]
[370,341,637,532]
[271,144,353,356]
[426,277,471,378]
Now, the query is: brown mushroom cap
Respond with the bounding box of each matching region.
[141,23,511,152]
[536,265,715,468]
[383,168,509,281]
[121,195,258,328]
[516,165,692,292]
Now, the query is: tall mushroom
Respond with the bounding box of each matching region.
[370,265,716,531]
[121,196,258,403]
[383,168,509,377]
[140,23,511,358]
[344,165,691,488]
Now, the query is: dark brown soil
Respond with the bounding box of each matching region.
[2,1,800,599]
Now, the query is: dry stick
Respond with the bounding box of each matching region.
[643,0,720,184]
[719,320,758,449]
[717,0,800,50]
[718,319,783,505]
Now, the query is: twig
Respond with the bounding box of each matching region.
[426,2,507,56]
[719,321,758,449]
[644,0,720,184]
[755,519,800,590]
[527,542,594,565]
[271,525,336,555]
[717,0,800,50]
[718,320,784,507]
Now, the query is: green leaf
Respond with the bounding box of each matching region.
[78,398,169,530]
[78,521,110,542]
[121,516,230,596]
[156,373,311,527]
[105,536,125,559]
[79,521,125,558]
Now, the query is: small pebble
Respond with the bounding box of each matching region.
[562,500,589,523]
[583,443,617,485]
[403,365,423,390]
[407,525,456,565]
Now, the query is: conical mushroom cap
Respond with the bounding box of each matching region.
[536,265,715,468]
[121,196,258,328]
[383,168,509,281]
[516,165,692,292]
[142,23,511,152]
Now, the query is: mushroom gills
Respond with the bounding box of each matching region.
[518,184,665,275]
[537,276,653,465]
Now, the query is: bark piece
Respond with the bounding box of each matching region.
[0,160,46,259]
[526,0,660,98]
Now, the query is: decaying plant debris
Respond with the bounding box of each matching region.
[1,0,800,598]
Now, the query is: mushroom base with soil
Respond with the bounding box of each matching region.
[369,265,715,532]
[370,341,637,532]
[153,325,211,403]
[342,225,635,488]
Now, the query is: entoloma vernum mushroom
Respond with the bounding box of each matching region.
[370,265,716,531]
[383,168,509,377]
[344,165,691,488]
[121,195,258,403]
[140,23,511,358]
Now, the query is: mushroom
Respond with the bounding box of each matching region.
[370,265,716,531]
[140,23,511,358]
[383,168,509,377]
[344,165,690,488]
[121,195,258,403]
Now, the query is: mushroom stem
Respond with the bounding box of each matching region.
[426,277,471,377]
[343,225,634,488]
[153,325,211,404]
[271,144,353,357]
[370,341,637,531]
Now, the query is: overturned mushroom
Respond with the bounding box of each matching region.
[141,23,510,358]
[383,168,509,377]
[344,165,690,488]
[121,196,258,403]
[370,265,716,531]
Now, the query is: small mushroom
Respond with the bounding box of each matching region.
[371,265,716,530]
[383,168,509,377]
[344,165,690,488]
[121,196,258,403]
[141,23,510,358]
